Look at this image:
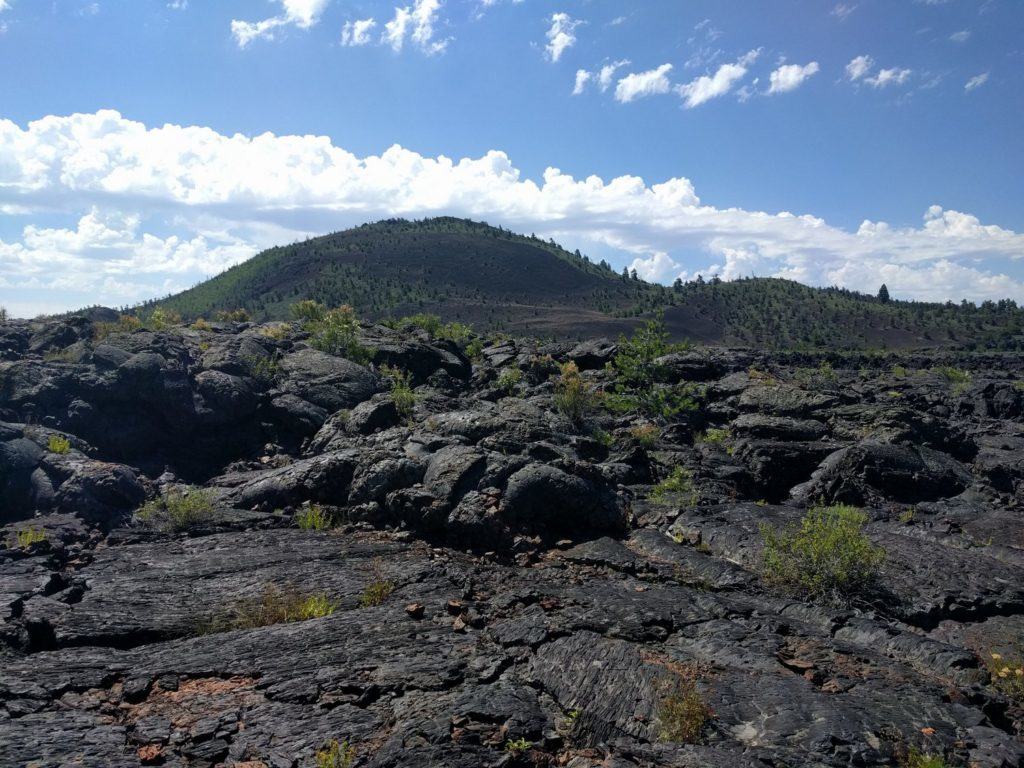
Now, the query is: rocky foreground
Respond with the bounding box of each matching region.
[1,313,1024,768]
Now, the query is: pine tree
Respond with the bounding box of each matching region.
[877,284,890,303]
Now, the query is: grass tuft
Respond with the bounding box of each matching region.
[47,435,72,454]
[137,488,216,532]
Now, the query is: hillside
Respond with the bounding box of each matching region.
[145,217,1024,350]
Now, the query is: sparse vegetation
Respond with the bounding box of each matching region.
[47,435,72,454]
[0,306,7,322]
[934,366,972,395]
[696,427,729,445]
[147,307,181,331]
[553,361,596,426]
[496,366,523,393]
[315,740,354,768]
[191,317,212,331]
[983,650,1024,703]
[792,360,839,389]
[258,322,290,340]
[900,748,950,768]
[245,351,282,386]
[606,316,699,418]
[761,505,884,601]
[299,302,373,364]
[657,673,711,744]
[93,313,143,341]
[650,467,698,507]
[381,365,416,417]
[359,559,395,607]
[137,489,216,531]
[628,423,660,448]
[205,585,336,633]
[214,308,251,322]
[503,738,532,756]
[296,503,333,531]
[7,526,47,549]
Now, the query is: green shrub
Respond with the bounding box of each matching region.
[7,526,47,549]
[205,585,336,633]
[307,304,372,364]
[984,650,1024,703]
[605,317,698,418]
[650,467,697,507]
[892,364,907,378]
[657,673,711,744]
[93,314,142,341]
[245,351,281,386]
[291,299,326,324]
[316,740,354,768]
[465,337,485,361]
[591,427,614,448]
[503,738,532,756]
[148,308,181,330]
[553,361,597,426]
[696,427,729,445]
[901,748,950,768]
[296,503,333,531]
[47,435,72,454]
[629,423,660,448]
[934,366,971,395]
[214,308,251,322]
[761,505,884,601]
[496,366,523,393]
[359,559,395,607]
[380,365,415,417]
[191,317,212,331]
[137,489,216,531]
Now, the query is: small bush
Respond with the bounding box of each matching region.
[629,423,660,448]
[504,738,532,756]
[191,317,212,332]
[94,314,142,341]
[43,348,75,363]
[296,503,333,531]
[984,650,1024,703]
[465,337,485,361]
[0,306,7,322]
[215,308,251,322]
[7,526,47,549]
[657,674,711,744]
[606,317,698,418]
[148,308,181,330]
[308,305,372,364]
[291,299,326,324]
[934,366,971,395]
[892,364,907,378]
[650,467,697,507]
[359,558,395,607]
[47,435,72,454]
[316,740,354,768]
[496,366,523,393]
[761,505,884,601]
[381,365,415,417]
[206,585,336,633]
[245,351,282,386]
[901,748,950,768]
[696,427,729,445]
[553,361,597,426]
[137,489,216,531]
[258,323,290,340]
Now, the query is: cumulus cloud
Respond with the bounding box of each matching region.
[231,0,329,48]
[615,64,673,103]
[845,55,873,81]
[341,18,376,46]
[865,66,912,88]
[1,110,1023,315]
[545,12,581,63]
[965,72,989,91]
[767,61,819,94]
[572,69,591,95]
[676,49,759,108]
[382,0,448,54]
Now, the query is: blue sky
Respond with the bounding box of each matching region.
[0,0,1022,317]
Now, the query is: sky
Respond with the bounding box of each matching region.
[0,0,1022,317]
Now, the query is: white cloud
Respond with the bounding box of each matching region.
[831,3,857,20]
[845,54,873,81]
[615,63,673,103]
[865,66,912,88]
[1,110,1023,316]
[0,1,9,11]
[598,60,630,91]
[675,50,759,108]
[383,0,448,54]
[545,12,581,63]
[572,69,591,95]
[965,72,989,91]
[167,0,188,8]
[231,0,329,48]
[767,61,819,94]
[341,18,376,46]
[949,29,971,43]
